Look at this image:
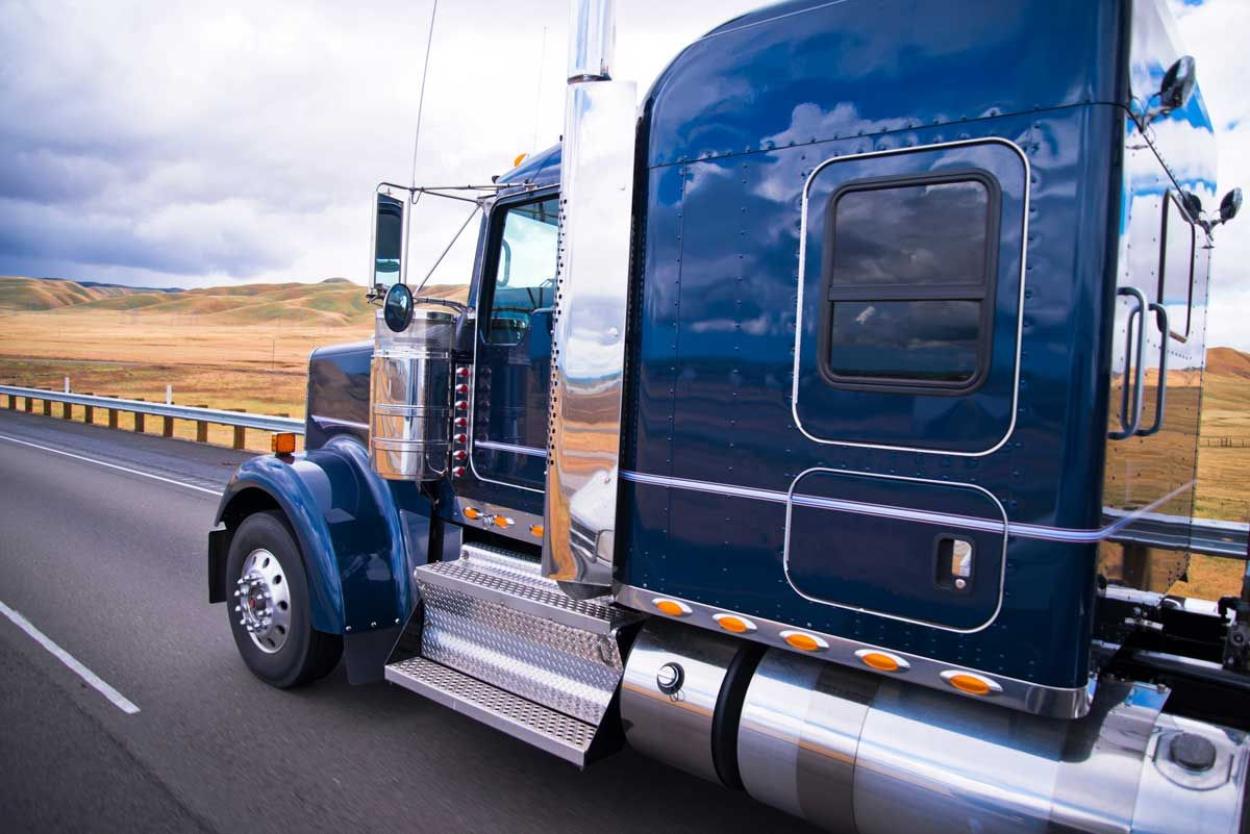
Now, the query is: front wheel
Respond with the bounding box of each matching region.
[226,511,342,688]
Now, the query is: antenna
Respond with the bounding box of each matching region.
[410,0,440,191]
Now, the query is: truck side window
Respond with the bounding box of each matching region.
[821,174,998,390]
[1158,190,1196,341]
[484,197,560,346]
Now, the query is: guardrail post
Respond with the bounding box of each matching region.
[232,409,247,450]
[24,396,33,413]
[107,396,119,429]
[83,394,94,425]
[42,399,51,416]
[5,394,13,410]
[133,398,145,433]
[162,415,174,438]
[61,401,72,420]
[193,405,209,443]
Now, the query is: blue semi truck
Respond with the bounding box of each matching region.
[208,1,1248,830]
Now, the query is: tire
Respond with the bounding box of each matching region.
[225,510,342,688]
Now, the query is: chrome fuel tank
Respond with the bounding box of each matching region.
[369,308,455,481]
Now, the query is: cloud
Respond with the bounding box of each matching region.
[0,0,761,288]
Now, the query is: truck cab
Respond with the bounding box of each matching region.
[209,1,1249,831]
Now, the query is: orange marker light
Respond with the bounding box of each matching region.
[493,515,514,529]
[713,613,757,634]
[941,671,1001,696]
[653,598,691,617]
[780,630,828,652]
[855,649,909,673]
[513,152,528,168]
[463,507,483,520]
[529,524,544,538]
[271,433,297,455]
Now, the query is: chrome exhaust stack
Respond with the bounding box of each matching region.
[622,621,1250,834]
[542,0,638,596]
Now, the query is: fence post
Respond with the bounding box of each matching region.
[194,405,208,443]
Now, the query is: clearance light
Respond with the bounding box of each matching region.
[529,524,544,538]
[653,598,691,617]
[941,670,1002,696]
[463,507,483,520]
[713,613,757,634]
[780,630,828,652]
[493,515,514,529]
[271,433,297,455]
[855,649,909,673]
[513,152,528,168]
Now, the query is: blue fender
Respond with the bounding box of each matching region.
[212,435,429,635]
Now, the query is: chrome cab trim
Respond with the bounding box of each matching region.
[615,584,1092,719]
[542,3,638,595]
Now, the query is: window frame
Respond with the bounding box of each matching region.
[1157,189,1196,343]
[817,170,1002,395]
[478,190,560,346]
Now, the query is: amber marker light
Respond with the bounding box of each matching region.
[855,649,909,673]
[493,515,514,529]
[713,613,757,634]
[513,152,528,167]
[271,433,297,455]
[463,507,483,520]
[780,630,828,652]
[940,670,1002,696]
[529,524,544,538]
[653,598,691,617]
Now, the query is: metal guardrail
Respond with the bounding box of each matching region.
[0,384,303,449]
[1,384,1245,555]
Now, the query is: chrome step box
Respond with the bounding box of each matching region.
[384,543,643,766]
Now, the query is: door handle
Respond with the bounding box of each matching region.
[1110,286,1148,440]
[1135,302,1171,438]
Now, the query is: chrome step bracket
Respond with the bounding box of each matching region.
[387,543,640,765]
[385,657,598,766]
[414,543,643,634]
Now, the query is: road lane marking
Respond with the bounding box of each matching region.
[0,432,220,496]
[0,600,141,715]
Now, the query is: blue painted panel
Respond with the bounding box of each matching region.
[795,140,1027,452]
[786,470,1005,630]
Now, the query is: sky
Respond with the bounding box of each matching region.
[1,0,1248,347]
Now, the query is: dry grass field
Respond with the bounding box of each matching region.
[1,275,1247,597]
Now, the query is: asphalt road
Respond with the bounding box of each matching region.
[0,408,812,834]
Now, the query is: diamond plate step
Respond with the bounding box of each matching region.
[385,657,597,766]
[414,543,642,635]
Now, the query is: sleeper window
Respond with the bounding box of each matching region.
[823,175,997,389]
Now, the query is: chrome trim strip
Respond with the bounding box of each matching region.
[542,74,639,592]
[309,415,369,432]
[452,496,545,546]
[474,440,548,458]
[614,584,1092,720]
[619,470,1197,546]
[790,137,1031,457]
[782,467,1007,634]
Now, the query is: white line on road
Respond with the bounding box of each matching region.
[0,600,141,715]
[0,432,219,496]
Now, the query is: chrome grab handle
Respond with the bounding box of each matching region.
[1109,286,1148,440]
[1135,302,1170,437]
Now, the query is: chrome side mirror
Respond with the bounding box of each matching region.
[1218,188,1243,225]
[1145,56,1197,124]
[382,283,415,333]
[372,189,407,293]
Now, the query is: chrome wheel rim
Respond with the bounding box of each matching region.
[233,548,292,654]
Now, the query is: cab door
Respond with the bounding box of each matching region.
[470,194,559,492]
